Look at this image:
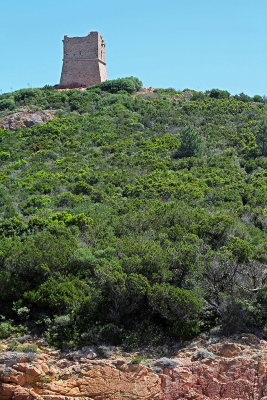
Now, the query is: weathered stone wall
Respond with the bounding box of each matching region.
[59,31,107,88]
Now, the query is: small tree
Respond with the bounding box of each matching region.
[93,77,142,94]
[0,98,16,111]
[174,127,202,158]
[253,95,263,103]
[256,120,267,156]
[209,88,230,99]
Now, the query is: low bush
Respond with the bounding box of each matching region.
[130,355,147,364]
[0,98,16,111]
[92,77,142,94]
[21,344,38,353]
[209,88,230,99]
[0,322,26,339]
[195,348,215,360]
[39,376,52,383]
[173,126,202,158]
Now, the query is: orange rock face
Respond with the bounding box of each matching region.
[0,336,266,400]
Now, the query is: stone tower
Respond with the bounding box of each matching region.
[59,31,107,88]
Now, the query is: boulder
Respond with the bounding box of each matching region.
[0,110,56,131]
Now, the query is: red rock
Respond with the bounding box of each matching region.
[0,385,39,400]
[211,342,241,358]
[0,338,266,400]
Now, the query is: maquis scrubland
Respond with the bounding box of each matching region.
[0,77,266,348]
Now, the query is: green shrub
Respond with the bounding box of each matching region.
[7,341,19,351]
[153,357,178,369]
[0,217,28,237]
[93,77,142,94]
[39,376,52,383]
[0,322,26,339]
[49,212,92,230]
[234,92,251,102]
[13,88,42,103]
[0,322,13,338]
[21,344,38,353]
[148,283,202,338]
[54,314,71,327]
[130,355,147,364]
[226,237,254,263]
[209,89,230,99]
[191,91,207,101]
[173,126,202,158]
[16,307,30,321]
[73,181,93,195]
[0,98,16,111]
[25,276,90,311]
[219,295,258,334]
[97,345,114,358]
[0,151,11,160]
[195,348,215,360]
[256,120,267,156]
[253,95,263,103]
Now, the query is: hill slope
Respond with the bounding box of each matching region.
[0,78,266,347]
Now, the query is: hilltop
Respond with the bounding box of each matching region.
[0,77,266,349]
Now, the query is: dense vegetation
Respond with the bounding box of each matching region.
[0,77,266,348]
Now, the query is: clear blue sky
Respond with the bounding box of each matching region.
[0,0,266,95]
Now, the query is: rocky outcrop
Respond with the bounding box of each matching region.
[0,110,56,131]
[0,335,266,400]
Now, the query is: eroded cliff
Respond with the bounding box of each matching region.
[0,334,266,400]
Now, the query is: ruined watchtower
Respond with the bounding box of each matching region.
[59,31,107,88]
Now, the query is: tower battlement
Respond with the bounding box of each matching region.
[59,31,107,88]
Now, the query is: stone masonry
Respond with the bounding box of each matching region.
[59,31,107,88]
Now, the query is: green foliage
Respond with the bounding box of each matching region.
[7,341,19,351]
[209,88,230,99]
[0,98,16,111]
[13,88,42,103]
[256,286,267,325]
[0,217,28,237]
[226,237,254,262]
[234,92,251,102]
[253,95,263,103]
[0,322,15,338]
[14,306,30,321]
[20,344,39,353]
[0,78,266,346]
[219,295,260,334]
[39,376,52,383]
[130,355,147,364]
[173,126,202,158]
[49,212,92,230]
[73,181,93,195]
[93,77,142,93]
[148,283,202,338]
[5,224,77,280]
[149,283,202,320]
[25,275,89,311]
[0,321,26,338]
[256,120,267,156]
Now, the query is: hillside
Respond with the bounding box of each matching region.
[0,77,266,348]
